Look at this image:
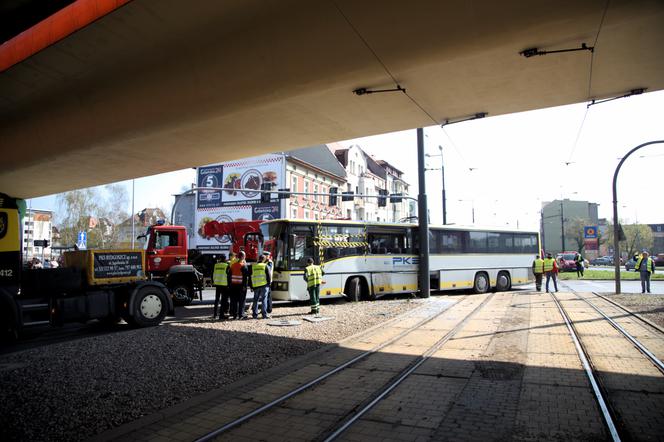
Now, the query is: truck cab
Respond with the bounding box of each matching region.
[142,223,203,305]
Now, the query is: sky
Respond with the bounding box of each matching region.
[28,89,664,230]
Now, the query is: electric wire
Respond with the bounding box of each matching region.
[331,0,474,170]
[566,0,611,165]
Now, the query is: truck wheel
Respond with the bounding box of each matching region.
[129,286,168,327]
[171,284,193,306]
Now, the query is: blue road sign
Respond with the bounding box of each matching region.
[584,226,598,239]
[77,231,87,249]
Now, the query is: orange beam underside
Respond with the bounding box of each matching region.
[0,0,131,72]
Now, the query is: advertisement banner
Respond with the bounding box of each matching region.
[193,154,286,252]
[252,203,281,221]
[194,206,253,250]
[584,238,599,251]
[219,155,283,205]
[197,165,224,209]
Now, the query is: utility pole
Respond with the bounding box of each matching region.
[439,145,447,225]
[417,128,430,298]
[560,199,565,252]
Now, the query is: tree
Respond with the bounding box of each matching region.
[55,184,130,249]
[564,217,590,253]
[56,188,100,248]
[604,221,653,258]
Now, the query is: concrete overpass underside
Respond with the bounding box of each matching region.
[1,0,663,198]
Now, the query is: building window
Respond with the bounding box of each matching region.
[291,207,298,218]
[292,175,298,193]
[314,213,319,220]
[303,209,310,219]
[314,184,319,202]
[304,180,309,197]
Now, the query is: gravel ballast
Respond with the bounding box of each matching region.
[0,298,422,441]
[604,293,664,328]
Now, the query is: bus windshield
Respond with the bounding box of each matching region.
[260,221,287,270]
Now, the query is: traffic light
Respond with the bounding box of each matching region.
[278,188,290,199]
[329,187,338,206]
[390,193,403,203]
[341,191,354,202]
[378,189,388,207]
[260,183,271,202]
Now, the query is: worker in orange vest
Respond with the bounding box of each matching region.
[229,251,249,319]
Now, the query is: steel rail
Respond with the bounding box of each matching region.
[194,297,466,442]
[591,291,664,335]
[550,292,621,442]
[573,292,664,373]
[322,293,495,442]
[558,283,664,373]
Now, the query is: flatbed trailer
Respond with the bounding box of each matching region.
[0,193,173,341]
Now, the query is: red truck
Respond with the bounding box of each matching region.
[140,220,263,305]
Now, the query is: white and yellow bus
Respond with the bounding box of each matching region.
[259,219,539,301]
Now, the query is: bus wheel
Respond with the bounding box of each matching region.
[171,284,193,306]
[473,272,490,294]
[496,272,511,291]
[129,286,168,327]
[345,277,363,302]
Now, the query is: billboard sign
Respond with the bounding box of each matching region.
[194,154,286,252]
[583,226,598,239]
[197,165,224,209]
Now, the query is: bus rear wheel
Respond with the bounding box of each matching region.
[345,277,363,302]
[473,272,490,294]
[496,272,511,291]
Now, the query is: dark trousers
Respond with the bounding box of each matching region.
[534,273,543,291]
[545,272,558,292]
[213,286,230,318]
[640,271,651,293]
[230,285,247,318]
[308,285,320,314]
[576,264,584,277]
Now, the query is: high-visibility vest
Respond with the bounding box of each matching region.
[543,258,556,272]
[635,256,654,273]
[230,261,245,285]
[532,258,544,274]
[213,262,229,286]
[251,262,268,287]
[305,264,323,288]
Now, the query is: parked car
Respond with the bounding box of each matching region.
[590,256,612,266]
[556,252,578,272]
[653,254,664,268]
[625,257,638,271]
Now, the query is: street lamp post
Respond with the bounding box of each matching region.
[417,128,430,298]
[439,146,446,225]
[612,140,664,294]
[457,199,475,224]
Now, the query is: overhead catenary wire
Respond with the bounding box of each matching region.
[331,0,475,170]
[566,0,611,165]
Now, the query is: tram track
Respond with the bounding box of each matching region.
[195,294,494,442]
[551,284,664,441]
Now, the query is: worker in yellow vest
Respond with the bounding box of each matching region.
[532,254,544,292]
[635,251,655,293]
[212,254,230,320]
[250,255,272,319]
[303,257,324,315]
[543,253,559,293]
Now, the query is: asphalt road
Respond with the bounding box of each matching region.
[587,265,664,275]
